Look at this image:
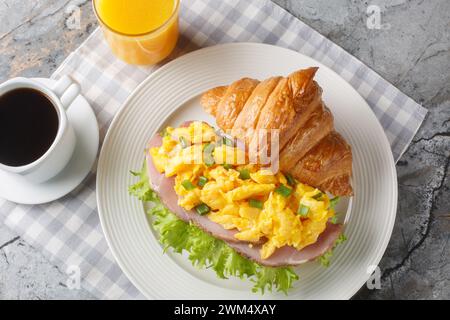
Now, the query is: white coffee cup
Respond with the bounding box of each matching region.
[0,76,79,183]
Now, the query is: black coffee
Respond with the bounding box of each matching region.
[0,88,59,167]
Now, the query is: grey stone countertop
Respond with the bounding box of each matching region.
[0,0,449,300]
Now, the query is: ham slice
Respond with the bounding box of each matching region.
[146,124,343,267]
[224,223,342,267]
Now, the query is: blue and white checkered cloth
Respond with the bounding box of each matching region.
[0,0,426,299]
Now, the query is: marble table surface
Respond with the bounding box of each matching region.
[0,0,449,300]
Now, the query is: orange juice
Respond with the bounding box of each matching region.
[93,0,179,65]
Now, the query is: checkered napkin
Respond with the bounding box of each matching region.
[0,0,427,299]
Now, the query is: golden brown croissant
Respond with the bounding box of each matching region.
[201,67,353,196]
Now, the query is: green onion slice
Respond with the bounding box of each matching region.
[238,169,251,180]
[197,176,208,187]
[203,143,215,153]
[179,136,188,148]
[297,204,310,216]
[329,196,340,209]
[203,143,215,166]
[195,203,210,215]
[181,179,196,191]
[223,163,233,170]
[312,192,323,200]
[160,128,170,137]
[223,136,234,147]
[249,199,263,209]
[285,173,296,187]
[275,185,292,198]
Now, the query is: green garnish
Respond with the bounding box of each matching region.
[336,233,347,244]
[318,250,333,267]
[181,179,196,191]
[330,215,338,224]
[223,136,234,147]
[197,176,208,187]
[238,169,251,180]
[203,143,215,153]
[128,161,155,202]
[203,143,215,167]
[195,203,211,215]
[329,196,340,209]
[285,173,296,187]
[297,204,310,216]
[312,192,323,200]
[249,199,263,209]
[275,185,292,198]
[223,163,233,170]
[204,157,215,167]
[160,128,170,137]
[179,136,188,148]
[318,234,347,267]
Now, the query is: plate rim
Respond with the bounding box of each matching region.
[97,42,398,299]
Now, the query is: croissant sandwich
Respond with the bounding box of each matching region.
[130,67,353,294]
[201,67,353,197]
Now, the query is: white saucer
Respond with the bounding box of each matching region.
[0,78,99,205]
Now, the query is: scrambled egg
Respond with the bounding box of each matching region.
[150,121,338,259]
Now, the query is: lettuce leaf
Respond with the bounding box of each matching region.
[129,162,299,294]
[128,163,156,202]
[318,233,347,267]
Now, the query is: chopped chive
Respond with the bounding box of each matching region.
[204,156,215,166]
[203,143,215,166]
[312,192,323,200]
[330,215,338,224]
[160,128,170,137]
[179,136,188,148]
[275,185,292,198]
[181,179,195,191]
[249,199,263,209]
[329,196,340,210]
[203,143,215,153]
[238,169,251,180]
[205,157,215,167]
[195,203,210,215]
[197,176,208,187]
[297,204,310,216]
[223,136,234,147]
[223,163,233,170]
[285,173,296,187]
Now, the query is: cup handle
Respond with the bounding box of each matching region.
[50,75,80,109]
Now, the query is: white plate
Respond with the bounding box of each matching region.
[0,78,99,205]
[97,43,397,300]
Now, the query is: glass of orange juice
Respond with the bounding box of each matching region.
[93,0,180,65]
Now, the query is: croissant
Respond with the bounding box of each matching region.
[201,67,353,196]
